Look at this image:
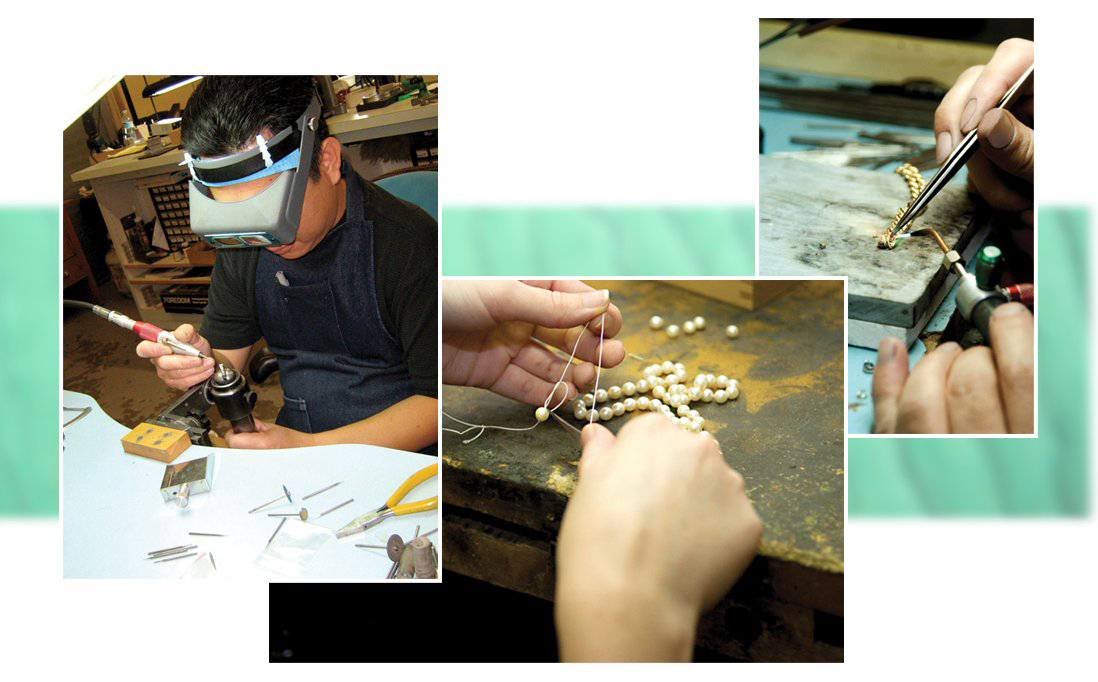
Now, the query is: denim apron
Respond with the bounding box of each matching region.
[254,167,417,440]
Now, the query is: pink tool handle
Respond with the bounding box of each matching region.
[132,321,165,343]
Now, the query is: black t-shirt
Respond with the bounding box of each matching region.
[200,174,437,399]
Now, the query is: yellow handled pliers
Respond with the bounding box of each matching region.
[334,464,438,538]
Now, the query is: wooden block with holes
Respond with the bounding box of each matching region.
[121,423,190,462]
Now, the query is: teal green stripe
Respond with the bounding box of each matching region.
[850,207,1088,517]
[0,208,59,516]
[442,207,755,276]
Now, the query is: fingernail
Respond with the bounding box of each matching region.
[935,131,952,165]
[986,111,1015,149]
[583,289,609,308]
[938,342,962,355]
[960,98,978,132]
[1017,209,1033,227]
[993,302,1028,319]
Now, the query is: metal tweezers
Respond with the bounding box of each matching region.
[884,65,1033,243]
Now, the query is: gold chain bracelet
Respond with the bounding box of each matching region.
[877,163,926,249]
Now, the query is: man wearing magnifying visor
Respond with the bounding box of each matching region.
[136,76,438,454]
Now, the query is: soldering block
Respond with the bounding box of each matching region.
[121,422,190,463]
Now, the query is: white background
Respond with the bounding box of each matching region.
[3,1,1095,678]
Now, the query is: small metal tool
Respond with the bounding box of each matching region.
[268,508,309,521]
[318,499,354,518]
[268,517,287,546]
[63,406,92,428]
[148,543,196,556]
[335,466,438,538]
[160,456,213,508]
[302,481,342,500]
[885,65,1033,242]
[155,552,197,563]
[188,532,224,537]
[146,545,197,559]
[250,485,292,513]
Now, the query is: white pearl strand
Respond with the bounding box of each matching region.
[569,360,739,433]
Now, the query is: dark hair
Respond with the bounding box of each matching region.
[181,76,328,181]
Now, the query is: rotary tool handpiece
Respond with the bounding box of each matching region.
[92,305,209,359]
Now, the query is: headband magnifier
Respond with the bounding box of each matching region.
[185,96,321,248]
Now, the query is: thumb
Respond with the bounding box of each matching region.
[578,422,615,477]
[173,324,199,343]
[871,337,909,434]
[978,108,1034,183]
[497,282,610,329]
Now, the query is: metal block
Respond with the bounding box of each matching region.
[160,455,214,507]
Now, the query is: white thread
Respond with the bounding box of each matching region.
[444,309,606,443]
[588,313,606,425]
[542,324,589,412]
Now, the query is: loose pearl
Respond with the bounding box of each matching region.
[637,396,650,410]
[726,324,740,338]
[690,420,703,433]
[666,324,680,338]
[535,407,549,422]
[636,379,650,393]
[678,416,691,429]
[702,388,714,402]
[688,409,700,420]
[652,385,667,400]
[661,360,674,373]
[649,315,665,330]
[612,401,625,416]
[661,405,673,416]
[694,316,706,330]
[650,376,665,388]
[693,375,708,388]
[683,320,696,334]
[599,406,613,421]
[644,364,659,377]
[624,398,637,412]
[574,405,587,420]
[714,389,728,404]
[582,393,595,408]
[677,404,691,417]
[649,399,663,410]
[608,385,622,400]
[716,375,729,389]
[622,381,636,396]
[689,387,702,401]
[726,385,739,400]
[595,388,608,403]
[674,362,685,373]
[669,394,682,408]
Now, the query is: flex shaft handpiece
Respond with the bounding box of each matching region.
[941,247,1008,342]
[90,305,209,359]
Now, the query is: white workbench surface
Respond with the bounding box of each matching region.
[62,391,439,580]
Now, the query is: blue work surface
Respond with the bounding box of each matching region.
[62,391,438,579]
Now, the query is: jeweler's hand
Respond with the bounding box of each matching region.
[442,280,626,405]
[135,324,215,391]
[871,303,1034,434]
[554,415,762,661]
[934,38,1034,228]
[223,417,316,450]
